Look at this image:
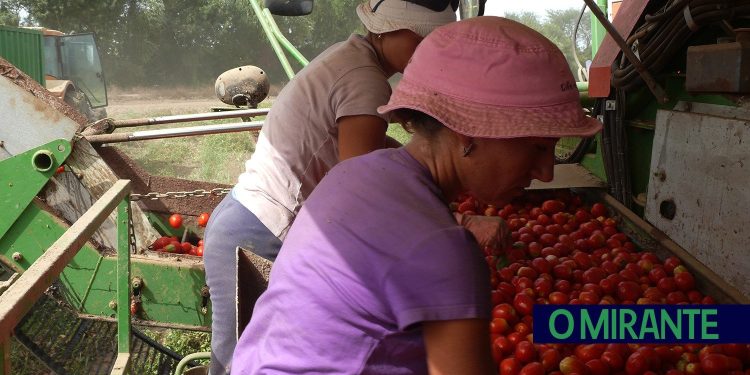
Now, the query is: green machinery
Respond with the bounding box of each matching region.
[2,0,750,373]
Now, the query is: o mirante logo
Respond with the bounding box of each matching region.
[534,305,750,344]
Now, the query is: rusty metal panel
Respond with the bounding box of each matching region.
[686,41,750,93]
[589,0,651,98]
[0,26,44,85]
[646,108,750,298]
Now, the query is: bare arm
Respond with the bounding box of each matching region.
[337,115,388,161]
[423,319,495,375]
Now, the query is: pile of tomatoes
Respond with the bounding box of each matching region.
[452,191,750,375]
[151,235,204,256]
[148,212,210,256]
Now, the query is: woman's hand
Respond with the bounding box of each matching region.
[454,213,511,250]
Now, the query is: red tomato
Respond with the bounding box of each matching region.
[168,213,183,229]
[494,336,514,356]
[195,245,204,257]
[675,271,696,291]
[180,242,192,253]
[515,341,537,363]
[626,352,649,375]
[490,318,510,335]
[617,281,642,301]
[591,202,608,218]
[585,358,610,375]
[541,348,562,372]
[601,350,625,371]
[701,353,730,375]
[151,236,172,250]
[197,212,210,227]
[55,165,65,175]
[513,293,535,316]
[541,200,565,215]
[500,357,523,375]
[518,362,545,375]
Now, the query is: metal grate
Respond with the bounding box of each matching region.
[14,294,199,375]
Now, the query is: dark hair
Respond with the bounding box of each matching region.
[391,108,444,138]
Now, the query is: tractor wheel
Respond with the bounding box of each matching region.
[63,88,97,122]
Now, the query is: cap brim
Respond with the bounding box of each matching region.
[355,2,454,38]
[378,78,603,139]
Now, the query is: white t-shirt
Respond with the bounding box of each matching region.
[234,34,392,240]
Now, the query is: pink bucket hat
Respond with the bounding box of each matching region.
[378,16,602,138]
[356,0,456,38]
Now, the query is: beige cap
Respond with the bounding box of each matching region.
[356,0,457,38]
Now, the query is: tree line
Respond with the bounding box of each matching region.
[0,0,591,88]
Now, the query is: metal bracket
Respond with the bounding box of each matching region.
[0,139,72,240]
[605,100,617,111]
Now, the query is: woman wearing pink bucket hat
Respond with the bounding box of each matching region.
[203,1,456,374]
[231,16,601,375]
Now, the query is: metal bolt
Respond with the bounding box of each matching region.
[132,277,143,289]
[12,252,22,261]
[200,285,210,298]
[109,300,117,309]
[201,306,208,315]
[0,140,4,148]
[57,144,65,152]
[75,172,84,180]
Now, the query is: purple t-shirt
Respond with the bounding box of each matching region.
[231,148,491,374]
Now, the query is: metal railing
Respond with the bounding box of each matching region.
[0,180,133,375]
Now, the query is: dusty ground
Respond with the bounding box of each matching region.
[106,88,239,118]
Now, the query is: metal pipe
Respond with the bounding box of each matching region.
[0,180,131,341]
[582,0,670,104]
[250,0,295,79]
[174,352,211,375]
[263,8,309,66]
[590,0,608,56]
[111,108,270,128]
[86,121,264,144]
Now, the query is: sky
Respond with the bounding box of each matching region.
[482,0,587,18]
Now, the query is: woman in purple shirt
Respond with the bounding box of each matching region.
[232,17,601,374]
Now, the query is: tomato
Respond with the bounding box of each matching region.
[493,303,517,323]
[575,344,606,362]
[490,318,510,334]
[168,213,183,229]
[500,357,523,375]
[180,242,192,253]
[664,256,682,274]
[55,165,65,175]
[197,212,210,227]
[626,352,650,375]
[585,358,609,375]
[559,356,587,375]
[542,200,565,215]
[701,353,730,375]
[541,348,562,372]
[591,202,608,218]
[617,281,642,302]
[163,243,177,253]
[518,362,545,375]
[601,350,625,371]
[514,341,537,363]
[195,245,204,257]
[513,293,535,316]
[151,236,172,250]
[675,271,696,291]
